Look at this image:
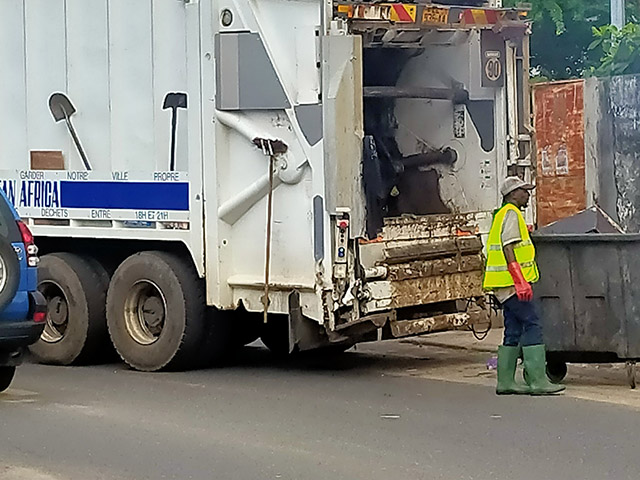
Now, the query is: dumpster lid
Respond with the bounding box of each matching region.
[535,206,624,235]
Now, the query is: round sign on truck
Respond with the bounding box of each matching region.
[484,53,502,83]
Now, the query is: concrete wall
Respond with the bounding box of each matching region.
[585,74,640,232]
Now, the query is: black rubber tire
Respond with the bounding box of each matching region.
[523,360,567,385]
[196,309,263,368]
[196,308,235,368]
[80,256,117,362]
[546,359,568,384]
[0,237,21,311]
[106,251,206,372]
[0,366,15,393]
[29,253,110,365]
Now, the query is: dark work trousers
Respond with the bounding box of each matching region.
[501,295,544,347]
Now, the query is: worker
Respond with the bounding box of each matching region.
[483,176,565,396]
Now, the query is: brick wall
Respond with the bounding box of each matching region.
[533,80,586,227]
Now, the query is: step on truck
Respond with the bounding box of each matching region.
[0,0,532,371]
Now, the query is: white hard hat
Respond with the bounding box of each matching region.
[501,176,535,197]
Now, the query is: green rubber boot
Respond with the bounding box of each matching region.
[496,345,530,395]
[522,345,566,395]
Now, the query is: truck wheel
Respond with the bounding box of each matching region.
[197,309,263,367]
[29,253,110,365]
[0,237,20,312]
[196,308,234,368]
[106,251,205,371]
[0,366,15,393]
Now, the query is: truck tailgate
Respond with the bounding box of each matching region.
[359,214,487,335]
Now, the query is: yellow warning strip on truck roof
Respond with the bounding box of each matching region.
[337,3,416,23]
[334,2,528,27]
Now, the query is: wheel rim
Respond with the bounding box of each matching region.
[39,281,68,343]
[124,280,167,345]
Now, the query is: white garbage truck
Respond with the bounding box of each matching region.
[0,0,532,371]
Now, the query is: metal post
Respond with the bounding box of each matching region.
[611,0,626,29]
[262,151,276,324]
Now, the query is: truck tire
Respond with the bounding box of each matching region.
[196,308,234,368]
[0,237,21,312]
[0,366,15,392]
[106,251,205,372]
[29,253,110,365]
[197,308,262,367]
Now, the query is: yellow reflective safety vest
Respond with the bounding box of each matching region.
[483,203,539,290]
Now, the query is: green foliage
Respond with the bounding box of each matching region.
[503,1,640,79]
[587,24,640,77]
[511,0,598,35]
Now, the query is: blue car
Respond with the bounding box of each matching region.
[0,189,46,392]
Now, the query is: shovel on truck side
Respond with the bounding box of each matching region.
[163,92,188,172]
[48,93,91,171]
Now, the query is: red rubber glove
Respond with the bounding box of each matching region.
[507,262,533,302]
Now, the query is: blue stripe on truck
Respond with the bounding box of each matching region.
[59,181,190,211]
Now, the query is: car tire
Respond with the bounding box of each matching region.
[0,366,16,393]
[106,251,206,372]
[29,253,110,365]
[0,236,21,312]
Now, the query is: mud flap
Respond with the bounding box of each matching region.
[287,291,350,352]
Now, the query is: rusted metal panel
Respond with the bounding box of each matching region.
[360,213,485,322]
[335,310,395,331]
[533,80,587,227]
[360,213,487,268]
[366,270,484,311]
[387,254,484,281]
[388,272,483,307]
[381,213,486,241]
[384,236,483,264]
[389,310,485,338]
[390,314,468,337]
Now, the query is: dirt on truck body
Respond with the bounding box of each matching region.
[0,1,530,371]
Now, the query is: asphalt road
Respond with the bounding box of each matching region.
[1,346,639,480]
